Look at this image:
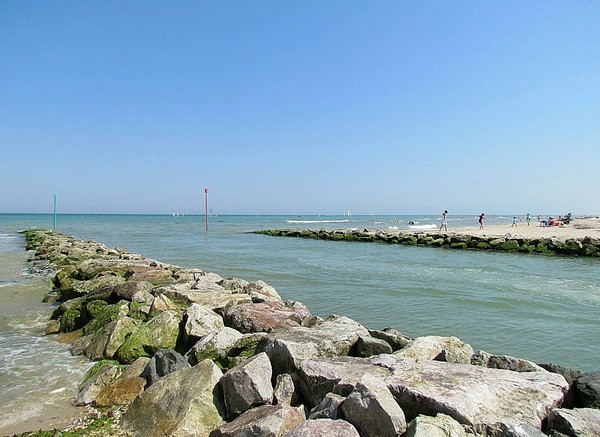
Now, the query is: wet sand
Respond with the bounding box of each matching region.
[0,403,86,436]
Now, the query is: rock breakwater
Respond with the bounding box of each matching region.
[255,228,600,257]
[19,229,600,436]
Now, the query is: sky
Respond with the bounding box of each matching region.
[1,1,599,215]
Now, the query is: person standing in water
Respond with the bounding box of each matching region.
[478,213,486,230]
[511,216,517,227]
[440,210,448,231]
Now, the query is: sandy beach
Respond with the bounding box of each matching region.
[435,217,600,242]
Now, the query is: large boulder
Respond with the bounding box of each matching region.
[260,315,371,375]
[122,359,225,437]
[574,372,600,408]
[184,303,225,340]
[404,413,478,437]
[341,374,407,437]
[223,301,312,334]
[210,404,305,437]
[297,355,568,433]
[220,352,274,418]
[273,373,295,406]
[84,316,139,360]
[547,408,600,437]
[395,336,474,364]
[116,310,182,364]
[368,327,412,351]
[297,357,392,409]
[284,418,360,436]
[186,327,244,368]
[371,354,568,433]
[355,335,394,357]
[94,357,149,407]
[242,280,282,303]
[471,351,545,372]
[112,280,154,301]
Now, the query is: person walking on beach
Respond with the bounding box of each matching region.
[511,216,517,227]
[478,213,486,230]
[440,210,448,231]
[526,213,531,226]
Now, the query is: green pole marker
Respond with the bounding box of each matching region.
[53,194,57,229]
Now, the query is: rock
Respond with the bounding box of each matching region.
[395,335,474,364]
[547,408,600,437]
[160,286,252,313]
[537,363,582,385]
[574,372,600,408]
[341,374,407,437]
[122,359,225,437]
[471,350,492,367]
[45,319,61,334]
[210,403,305,437]
[486,354,545,373]
[297,357,392,409]
[84,316,139,360]
[112,280,154,301]
[308,392,345,420]
[142,348,190,386]
[94,357,149,407]
[219,277,248,292]
[503,423,548,436]
[186,327,244,368]
[260,315,371,375]
[223,301,312,334]
[220,352,274,418]
[368,327,412,351]
[355,335,394,357]
[184,303,225,340]
[126,265,174,284]
[273,373,295,405]
[129,289,154,319]
[116,310,182,364]
[284,418,360,436]
[149,293,179,314]
[243,280,282,303]
[404,413,477,437]
[75,360,122,406]
[82,300,130,335]
[371,354,568,433]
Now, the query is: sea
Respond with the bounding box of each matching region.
[0,213,598,431]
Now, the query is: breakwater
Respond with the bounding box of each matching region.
[255,228,600,257]
[17,229,600,436]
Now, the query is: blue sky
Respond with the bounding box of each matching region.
[2,1,599,215]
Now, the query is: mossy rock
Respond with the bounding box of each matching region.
[500,240,520,251]
[81,360,121,386]
[489,238,505,247]
[402,236,418,245]
[86,300,109,319]
[450,242,467,250]
[60,308,83,332]
[430,238,445,247]
[23,229,50,250]
[583,244,599,256]
[116,310,181,364]
[519,245,536,253]
[52,265,78,290]
[476,241,491,250]
[330,233,345,241]
[224,334,265,369]
[83,300,130,335]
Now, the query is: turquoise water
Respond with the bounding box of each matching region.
[0,213,598,428]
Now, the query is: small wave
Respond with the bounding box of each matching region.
[286,220,350,224]
[409,224,437,230]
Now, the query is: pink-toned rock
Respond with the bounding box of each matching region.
[223,301,312,334]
